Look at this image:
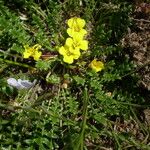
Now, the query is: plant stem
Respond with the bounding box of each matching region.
[0,49,22,59]
[0,58,35,69]
[75,87,88,150]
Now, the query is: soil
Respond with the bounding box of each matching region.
[120,2,150,144]
[121,2,150,91]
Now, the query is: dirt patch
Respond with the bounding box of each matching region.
[121,2,150,91]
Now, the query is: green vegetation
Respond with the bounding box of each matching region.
[0,0,150,149]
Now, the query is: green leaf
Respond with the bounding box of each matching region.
[73,76,85,86]
[46,74,60,84]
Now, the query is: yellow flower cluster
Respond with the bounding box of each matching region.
[23,44,42,61]
[59,17,88,64]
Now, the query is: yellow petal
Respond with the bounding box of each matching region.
[67,28,87,37]
[24,45,29,50]
[90,59,104,72]
[76,18,85,28]
[65,38,73,47]
[59,46,66,55]
[80,29,87,36]
[73,49,81,59]
[73,33,83,41]
[67,28,75,37]
[63,55,74,64]
[92,59,97,64]
[67,17,86,29]
[72,47,80,54]
[23,51,31,58]
[33,51,42,61]
[67,17,75,28]
[68,46,75,52]
[80,40,88,50]
[33,44,42,50]
[97,61,104,71]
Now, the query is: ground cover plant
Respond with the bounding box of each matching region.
[0,0,150,149]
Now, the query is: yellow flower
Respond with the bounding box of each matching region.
[23,44,42,61]
[59,45,80,64]
[65,34,88,51]
[89,59,104,72]
[67,17,87,37]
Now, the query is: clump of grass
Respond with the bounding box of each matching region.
[0,0,149,149]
